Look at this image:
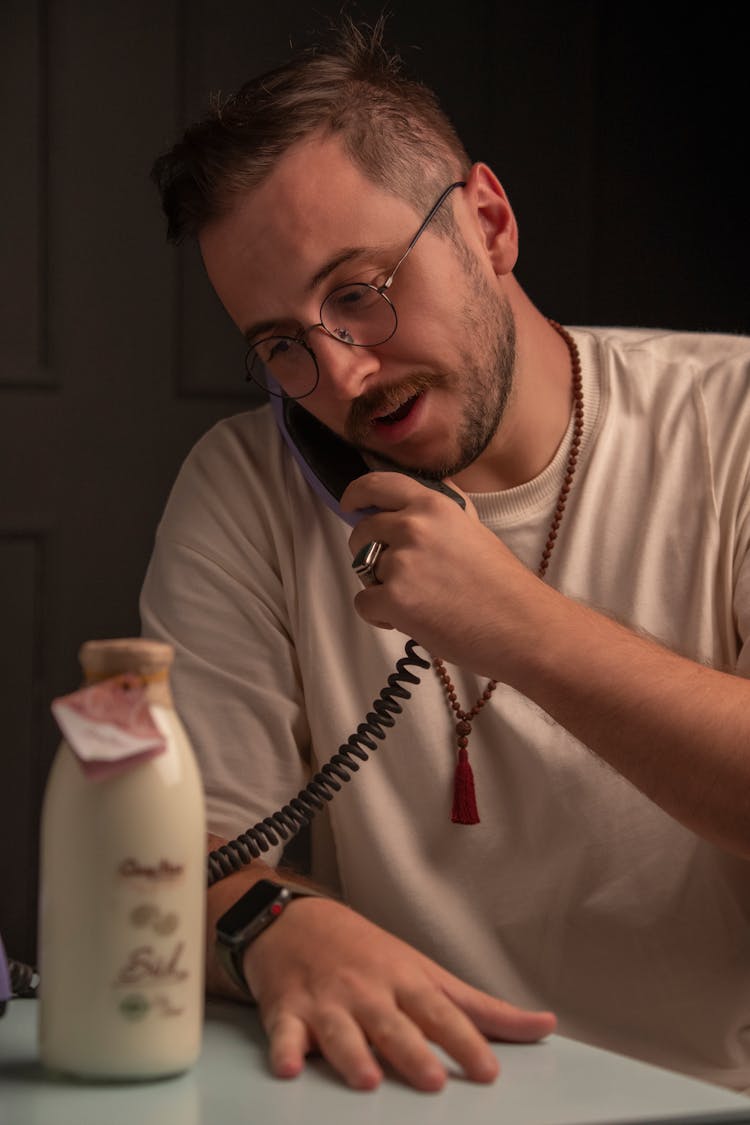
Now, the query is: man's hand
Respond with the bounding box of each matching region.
[243,894,556,1092]
[342,471,536,678]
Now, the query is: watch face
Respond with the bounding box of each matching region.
[217,880,282,935]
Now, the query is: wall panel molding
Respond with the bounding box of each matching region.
[0,1,54,388]
[0,532,49,963]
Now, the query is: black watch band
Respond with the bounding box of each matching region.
[215,878,322,999]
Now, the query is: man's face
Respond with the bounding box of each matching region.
[198,136,516,480]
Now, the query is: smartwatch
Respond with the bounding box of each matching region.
[215,878,322,998]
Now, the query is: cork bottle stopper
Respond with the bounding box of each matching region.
[79,638,174,682]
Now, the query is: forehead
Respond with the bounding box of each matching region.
[198,135,419,329]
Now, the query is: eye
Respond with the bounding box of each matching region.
[324,283,382,317]
[254,336,298,363]
[268,338,292,360]
[337,286,369,306]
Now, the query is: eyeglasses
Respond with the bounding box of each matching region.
[245,180,466,400]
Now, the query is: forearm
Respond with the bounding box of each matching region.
[504,582,750,859]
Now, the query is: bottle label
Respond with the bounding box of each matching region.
[51,674,167,780]
[113,865,194,1022]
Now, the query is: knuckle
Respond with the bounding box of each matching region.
[261,998,303,1036]
[399,984,455,1027]
[331,966,370,996]
[366,1012,406,1053]
[313,965,380,1009]
[404,992,445,1023]
[312,1005,347,1045]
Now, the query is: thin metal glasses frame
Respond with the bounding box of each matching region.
[245,180,466,399]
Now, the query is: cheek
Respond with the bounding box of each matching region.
[297,392,350,438]
[400,293,468,366]
[383,315,449,368]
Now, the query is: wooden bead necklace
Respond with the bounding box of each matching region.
[434,319,584,824]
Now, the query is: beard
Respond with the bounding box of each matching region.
[344,272,516,481]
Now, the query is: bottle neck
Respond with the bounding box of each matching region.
[82,669,174,709]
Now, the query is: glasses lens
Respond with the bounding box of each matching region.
[321,284,397,347]
[246,337,319,399]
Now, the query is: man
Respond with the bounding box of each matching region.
[142,17,750,1094]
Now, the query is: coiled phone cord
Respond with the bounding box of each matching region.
[206,639,430,886]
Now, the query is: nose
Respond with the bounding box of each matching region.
[309,326,382,399]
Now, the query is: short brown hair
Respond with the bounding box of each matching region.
[151,15,472,243]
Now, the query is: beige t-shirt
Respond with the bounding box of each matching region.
[141,326,750,1090]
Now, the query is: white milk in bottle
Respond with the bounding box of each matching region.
[38,638,206,1079]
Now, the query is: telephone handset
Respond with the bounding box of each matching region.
[207,392,466,886]
[268,391,466,524]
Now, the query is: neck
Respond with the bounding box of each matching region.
[453,292,575,493]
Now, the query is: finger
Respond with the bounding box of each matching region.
[437,975,557,1042]
[265,1010,313,1079]
[352,588,395,631]
[359,1004,447,1092]
[348,518,394,564]
[341,471,424,515]
[311,1007,383,1090]
[398,985,499,1083]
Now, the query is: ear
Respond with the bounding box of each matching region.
[463,163,519,276]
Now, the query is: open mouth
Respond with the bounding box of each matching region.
[372,393,420,427]
[348,377,434,447]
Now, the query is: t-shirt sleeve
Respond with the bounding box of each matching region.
[139,417,311,856]
[698,335,750,679]
[733,484,750,678]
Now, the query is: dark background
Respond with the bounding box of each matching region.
[1,0,746,963]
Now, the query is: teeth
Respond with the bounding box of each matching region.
[374,392,417,422]
[374,394,417,425]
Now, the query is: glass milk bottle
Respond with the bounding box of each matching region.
[38,638,206,1079]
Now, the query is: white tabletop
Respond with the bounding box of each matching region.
[1,998,749,1124]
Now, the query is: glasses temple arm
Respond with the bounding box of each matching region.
[381,180,466,291]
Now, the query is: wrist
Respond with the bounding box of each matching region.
[241,892,335,1001]
[215,878,325,1000]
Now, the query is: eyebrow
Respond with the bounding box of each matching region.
[242,242,392,344]
[307,246,369,292]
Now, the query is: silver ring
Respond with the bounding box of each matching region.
[352,540,387,587]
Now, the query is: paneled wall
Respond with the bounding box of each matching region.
[0,0,247,962]
[0,0,746,964]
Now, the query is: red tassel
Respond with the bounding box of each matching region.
[451,747,480,824]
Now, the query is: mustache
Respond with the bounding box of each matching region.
[345,371,448,445]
